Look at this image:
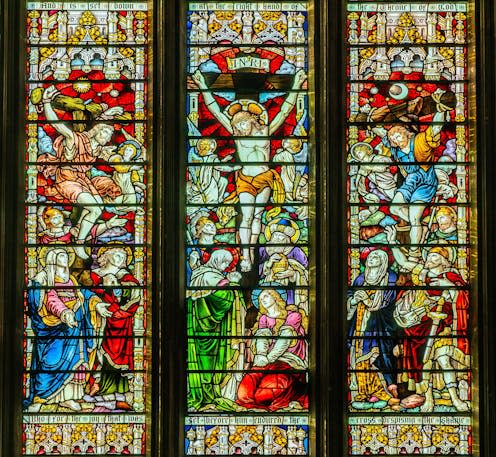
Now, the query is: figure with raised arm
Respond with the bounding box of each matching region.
[192,69,307,272]
[38,86,126,258]
[371,89,452,255]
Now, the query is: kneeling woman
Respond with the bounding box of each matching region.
[237,289,308,411]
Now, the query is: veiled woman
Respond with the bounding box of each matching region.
[187,249,245,411]
[24,247,109,411]
[347,248,399,409]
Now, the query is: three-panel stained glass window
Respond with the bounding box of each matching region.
[19,0,477,455]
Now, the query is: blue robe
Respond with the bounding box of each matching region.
[24,283,97,408]
[383,136,438,203]
[348,271,399,386]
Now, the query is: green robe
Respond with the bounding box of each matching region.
[187,287,243,411]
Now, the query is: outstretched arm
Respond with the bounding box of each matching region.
[371,125,388,138]
[269,69,307,135]
[98,106,124,120]
[192,70,233,134]
[384,226,418,271]
[431,88,451,136]
[42,87,74,141]
[431,110,447,136]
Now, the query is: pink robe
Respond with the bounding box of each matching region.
[39,132,121,202]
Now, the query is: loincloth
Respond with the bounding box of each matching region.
[234,169,285,203]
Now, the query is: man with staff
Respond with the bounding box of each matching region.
[368,88,456,255]
[385,225,470,412]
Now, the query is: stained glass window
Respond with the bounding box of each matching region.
[1,0,489,455]
[23,2,150,455]
[184,2,312,454]
[345,1,475,455]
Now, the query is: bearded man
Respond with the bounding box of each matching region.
[39,86,126,259]
[426,206,458,243]
[192,69,307,272]
[385,226,470,412]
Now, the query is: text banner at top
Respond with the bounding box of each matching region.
[347,2,467,12]
[27,2,148,11]
[189,2,307,11]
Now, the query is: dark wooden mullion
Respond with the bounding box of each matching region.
[1,0,26,456]
[159,1,184,457]
[476,0,496,455]
[153,1,166,457]
[324,0,348,455]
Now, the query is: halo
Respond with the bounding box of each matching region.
[96,244,133,265]
[251,285,288,309]
[196,138,218,156]
[264,217,301,244]
[433,206,458,223]
[282,138,303,152]
[38,246,76,268]
[389,83,409,101]
[422,246,456,264]
[117,140,141,160]
[350,142,373,161]
[188,210,212,238]
[224,99,269,125]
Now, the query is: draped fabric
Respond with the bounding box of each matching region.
[24,280,98,408]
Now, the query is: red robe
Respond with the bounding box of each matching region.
[236,312,308,411]
[90,271,139,369]
[401,270,469,382]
